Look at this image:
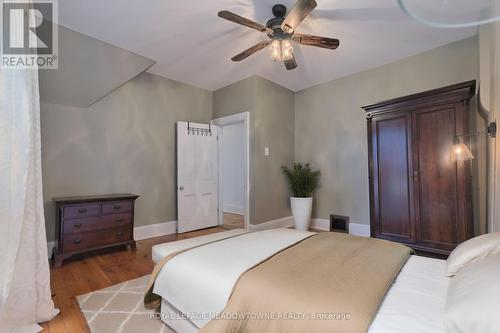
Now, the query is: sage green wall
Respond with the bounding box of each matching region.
[213,76,295,225]
[212,77,257,118]
[41,72,212,241]
[295,36,481,228]
[254,77,295,223]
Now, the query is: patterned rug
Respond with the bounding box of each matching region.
[77,275,173,333]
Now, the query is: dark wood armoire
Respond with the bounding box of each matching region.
[364,81,475,256]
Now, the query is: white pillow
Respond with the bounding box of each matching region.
[444,254,500,333]
[446,232,500,276]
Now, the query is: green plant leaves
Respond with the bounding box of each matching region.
[281,163,320,198]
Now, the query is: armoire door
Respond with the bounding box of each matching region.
[369,112,416,244]
[412,104,471,253]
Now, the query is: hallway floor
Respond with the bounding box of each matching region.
[222,212,244,229]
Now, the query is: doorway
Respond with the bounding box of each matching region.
[212,112,250,230]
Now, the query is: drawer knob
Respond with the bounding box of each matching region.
[116,218,124,223]
[78,208,87,213]
[113,205,121,210]
[73,239,82,244]
[74,223,83,228]
[116,231,124,236]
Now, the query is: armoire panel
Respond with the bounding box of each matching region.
[374,116,413,241]
[413,107,459,248]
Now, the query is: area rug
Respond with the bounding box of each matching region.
[77,275,173,333]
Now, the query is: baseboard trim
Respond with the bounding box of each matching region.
[223,204,245,215]
[348,223,371,237]
[249,216,293,231]
[249,217,370,236]
[311,218,371,237]
[134,220,177,241]
[310,219,330,231]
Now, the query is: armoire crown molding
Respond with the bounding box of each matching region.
[362,80,476,116]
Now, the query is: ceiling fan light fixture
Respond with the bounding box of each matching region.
[219,1,338,70]
[269,40,281,61]
[283,24,294,34]
[281,40,294,61]
[268,39,294,62]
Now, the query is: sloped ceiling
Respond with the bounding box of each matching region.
[57,0,476,92]
[39,24,155,107]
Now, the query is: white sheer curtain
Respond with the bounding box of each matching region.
[0,14,59,333]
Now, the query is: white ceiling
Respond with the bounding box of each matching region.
[58,0,477,92]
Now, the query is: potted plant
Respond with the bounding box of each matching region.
[281,163,320,231]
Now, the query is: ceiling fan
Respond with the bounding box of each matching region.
[218,0,340,70]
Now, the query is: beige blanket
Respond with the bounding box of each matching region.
[200,232,412,333]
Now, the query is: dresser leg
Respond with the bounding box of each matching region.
[127,241,137,251]
[53,254,67,267]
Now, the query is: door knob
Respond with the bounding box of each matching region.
[179,186,184,191]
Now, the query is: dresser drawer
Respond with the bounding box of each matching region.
[102,201,132,215]
[63,227,132,252]
[63,204,100,219]
[63,213,132,234]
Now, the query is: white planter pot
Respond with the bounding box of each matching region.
[290,197,313,231]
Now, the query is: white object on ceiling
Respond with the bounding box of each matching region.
[58,0,477,92]
[398,0,500,28]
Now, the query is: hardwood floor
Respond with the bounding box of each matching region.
[221,212,244,229]
[41,227,227,332]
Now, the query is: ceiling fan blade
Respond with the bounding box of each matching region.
[218,11,269,33]
[281,0,317,33]
[284,56,298,70]
[292,33,340,50]
[231,41,272,62]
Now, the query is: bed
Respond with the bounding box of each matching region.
[148,229,449,333]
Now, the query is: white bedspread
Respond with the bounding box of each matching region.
[153,228,314,328]
[369,255,449,333]
[151,229,248,263]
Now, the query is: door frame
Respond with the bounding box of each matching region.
[211,112,250,230]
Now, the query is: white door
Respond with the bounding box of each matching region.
[177,121,219,233]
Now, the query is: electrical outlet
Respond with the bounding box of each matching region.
[264,147,270,156]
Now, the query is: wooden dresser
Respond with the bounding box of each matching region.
[53,194,139,267]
